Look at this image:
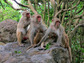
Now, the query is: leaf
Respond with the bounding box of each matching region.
[18,51,22,54]
[14,51,18,53]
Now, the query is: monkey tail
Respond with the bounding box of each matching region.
[26,45,34,50]
[17,31,22,42]
[68,47,72,62]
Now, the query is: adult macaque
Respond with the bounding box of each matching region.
[28,14,47,46]
[16,11,31,46]
[33,17,72,61]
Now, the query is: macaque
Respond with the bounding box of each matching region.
[28,14,47,46]
[33,17,72,62]
[16,11,31,46]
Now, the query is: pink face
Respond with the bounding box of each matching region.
[37,16,41,22]
[26,13,30,18]
[55,20,60,27]
[52,19,60,27]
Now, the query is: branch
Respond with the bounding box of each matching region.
[70,21,84,38]
[43,0,46,21]
[50,0,55,7]
[72,0,75,4]
[57,1,62,8]
[54,0,80,17]
[47,0,50,26]
[31,2,43,11]
[71,24,84,37]
[76,6,84,14]
[0,1,5,9]
[74,12,84,19]
[13,0,28,7]
[28,0,38,14]
[4,0,26,10]
[37,3,43,11]
[13,0,38,14]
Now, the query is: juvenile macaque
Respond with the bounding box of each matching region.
[28,14,47,46]
[16,11,31,46]
[34,17,72,61]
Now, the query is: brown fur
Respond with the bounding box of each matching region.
[16,11,31,46]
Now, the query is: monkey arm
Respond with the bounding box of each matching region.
[29,28,36,45]
[40,24,47,32]
[34,27,51,47]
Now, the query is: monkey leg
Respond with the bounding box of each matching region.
[34,32,43,45]
[17,31,24,46]
[40,42,45,49]
[34,32,40,45]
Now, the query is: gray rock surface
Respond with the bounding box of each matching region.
[0,42,71,63]
[0,19,17,43]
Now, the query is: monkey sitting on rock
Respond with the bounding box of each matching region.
[16,11,31,46]
[28,14,47,46]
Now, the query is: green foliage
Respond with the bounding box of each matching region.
[45,43,51,50]
[14,51,22,54]
[0,1,21,22]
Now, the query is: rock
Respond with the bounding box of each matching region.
[0,42,71,63]
[0,45,5,51]
[0,51,12,63]
[50,47,70,63]
[0,19,17,43]
[31,53,55,63]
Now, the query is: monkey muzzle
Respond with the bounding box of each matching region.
[26,13,30,18]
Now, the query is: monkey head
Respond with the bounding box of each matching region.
[22,11,30,18]
[32,14,42,23]
[52,18,60,28]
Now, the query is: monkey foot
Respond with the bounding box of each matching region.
[19,44,24,47]
[38,48,46,50]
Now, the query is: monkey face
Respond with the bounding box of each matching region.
[37,16,41,22]
[22,11,30,18]
[26,13,30,18]
[55,20,60,28]
[52,18,60,28]
[32,14,41,23]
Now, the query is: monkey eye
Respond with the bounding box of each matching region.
[37,16,41,18]
[26,13,30,15]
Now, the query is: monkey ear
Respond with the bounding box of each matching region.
[52,19,54,21]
